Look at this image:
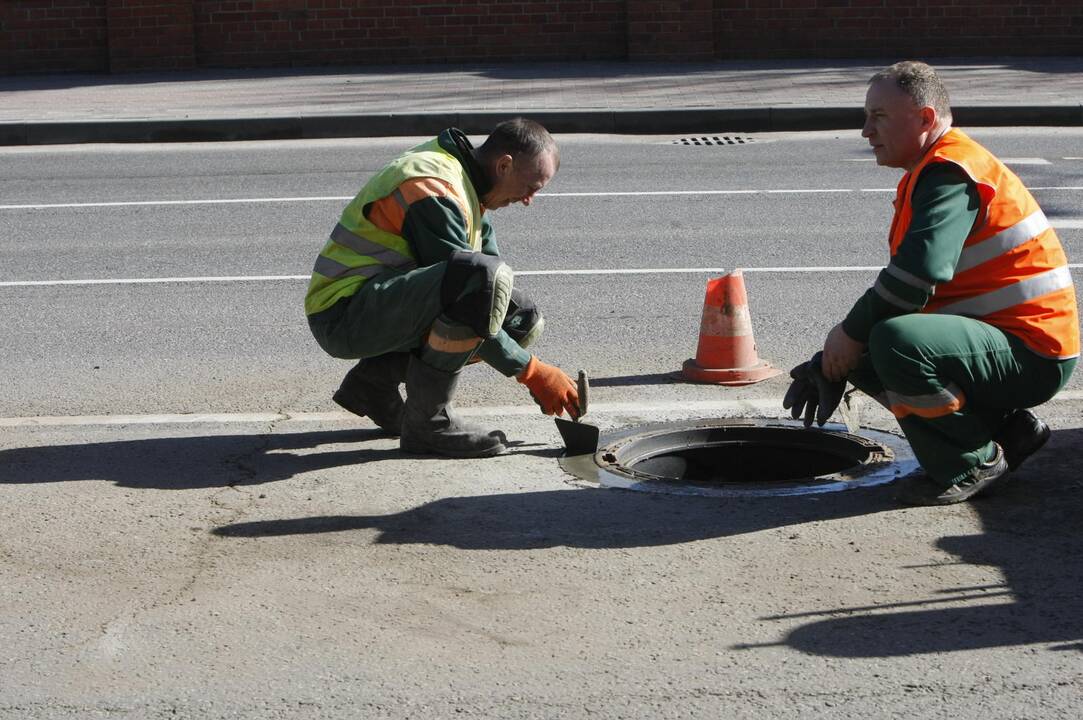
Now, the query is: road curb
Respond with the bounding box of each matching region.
[1,105,1081,145]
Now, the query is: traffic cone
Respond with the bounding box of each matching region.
[682,270,781,385]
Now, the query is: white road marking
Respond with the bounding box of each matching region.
[1053,220,1083,229]
[0,275,310,287]
[0,196,351,210]
[1002,158,1051,165]
[3,185,1083,210]
[5,392,1083,428]
[8,264,1083,288]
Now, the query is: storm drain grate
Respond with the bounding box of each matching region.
[673,136,756,146]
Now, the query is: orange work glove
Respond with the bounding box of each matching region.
[516,356,580,418]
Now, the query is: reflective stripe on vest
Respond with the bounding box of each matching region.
[954,209,1050,273]
[327,223,417,274]
[935,265,1073,318]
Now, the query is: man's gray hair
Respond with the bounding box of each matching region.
[478,117,559,167]
[870,61,952,122]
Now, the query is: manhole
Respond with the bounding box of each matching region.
[673,136,756,146]
[559,418,916,497]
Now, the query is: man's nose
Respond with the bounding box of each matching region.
[861,118,874,137]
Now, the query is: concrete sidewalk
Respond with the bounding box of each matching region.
[1,57,1082,145]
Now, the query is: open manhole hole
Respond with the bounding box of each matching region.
[673,136,756,146]
[559,418,915,497]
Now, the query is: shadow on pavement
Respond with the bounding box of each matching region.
[0,429,397,490]
[214,483,900,549]
[588,372,680,387]
[763,427,1083,657]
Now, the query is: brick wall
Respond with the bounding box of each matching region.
[628,0,713,61]
[1,0,109,74]
[2,0,1081,74]
[714,0,1083,59]
[107,0,195,70]
[193,1,627,68]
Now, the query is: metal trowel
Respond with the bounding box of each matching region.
[554,370,600,456]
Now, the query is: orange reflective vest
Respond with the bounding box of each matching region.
[889,128,1079,360]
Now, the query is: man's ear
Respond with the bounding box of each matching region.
[495,153,514,177]
[919,105,938,131]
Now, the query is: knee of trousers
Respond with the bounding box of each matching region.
[502,288,544,348]
[439,250,512,334]
[867,316,935,386]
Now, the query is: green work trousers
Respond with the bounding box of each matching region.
[307,262,532,376]
[849,314,1075,483]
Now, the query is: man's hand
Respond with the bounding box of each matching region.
[821,323,865,382]
[516,356,580,418]
[782,352,847,428]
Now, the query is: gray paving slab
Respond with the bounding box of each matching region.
[3,396,1083,718]
[1,58,1082,144]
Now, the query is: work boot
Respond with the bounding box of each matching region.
[993,408,1051,471]
[400,356,506,458]
[896,443,1009,506]
[332,353,409,436]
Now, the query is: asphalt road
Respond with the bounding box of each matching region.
[3,129,1082,415]
[2,130,1083,719]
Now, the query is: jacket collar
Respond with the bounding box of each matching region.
[438,128,492,201]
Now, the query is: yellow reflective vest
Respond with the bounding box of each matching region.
[304,137,483,316]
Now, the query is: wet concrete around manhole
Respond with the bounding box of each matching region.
[559,418,917,497]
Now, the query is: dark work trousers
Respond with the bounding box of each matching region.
[848,313,1075,484]
[307,263,537,375]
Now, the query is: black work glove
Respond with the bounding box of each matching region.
[782,351,847,428]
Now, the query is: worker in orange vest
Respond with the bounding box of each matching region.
[784,61,1078,505]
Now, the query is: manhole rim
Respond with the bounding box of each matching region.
[598,421,888,471]
[559,417,916,497]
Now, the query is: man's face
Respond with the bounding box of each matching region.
[862,78,930,171]
[483,151,557,210]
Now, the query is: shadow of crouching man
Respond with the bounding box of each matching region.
[0,429,397,490]
[214,482,902,551]
[767,427,1083,658]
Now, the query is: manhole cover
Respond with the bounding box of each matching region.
[673,136,756,146]
[559,418,916,497]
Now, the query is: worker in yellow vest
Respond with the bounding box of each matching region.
[784,61,1078,505]
[305,119,579,458]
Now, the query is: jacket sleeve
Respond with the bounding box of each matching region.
[401,195,475,266]
[362,176,478,266]
[479,215,500,256]
[474,216,527,374]
[842,162,981,342]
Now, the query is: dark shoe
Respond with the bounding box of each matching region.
[333,353,409,435]
[896,444,1009,506]
[400,357,505,458]
[993,409,1050,471]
